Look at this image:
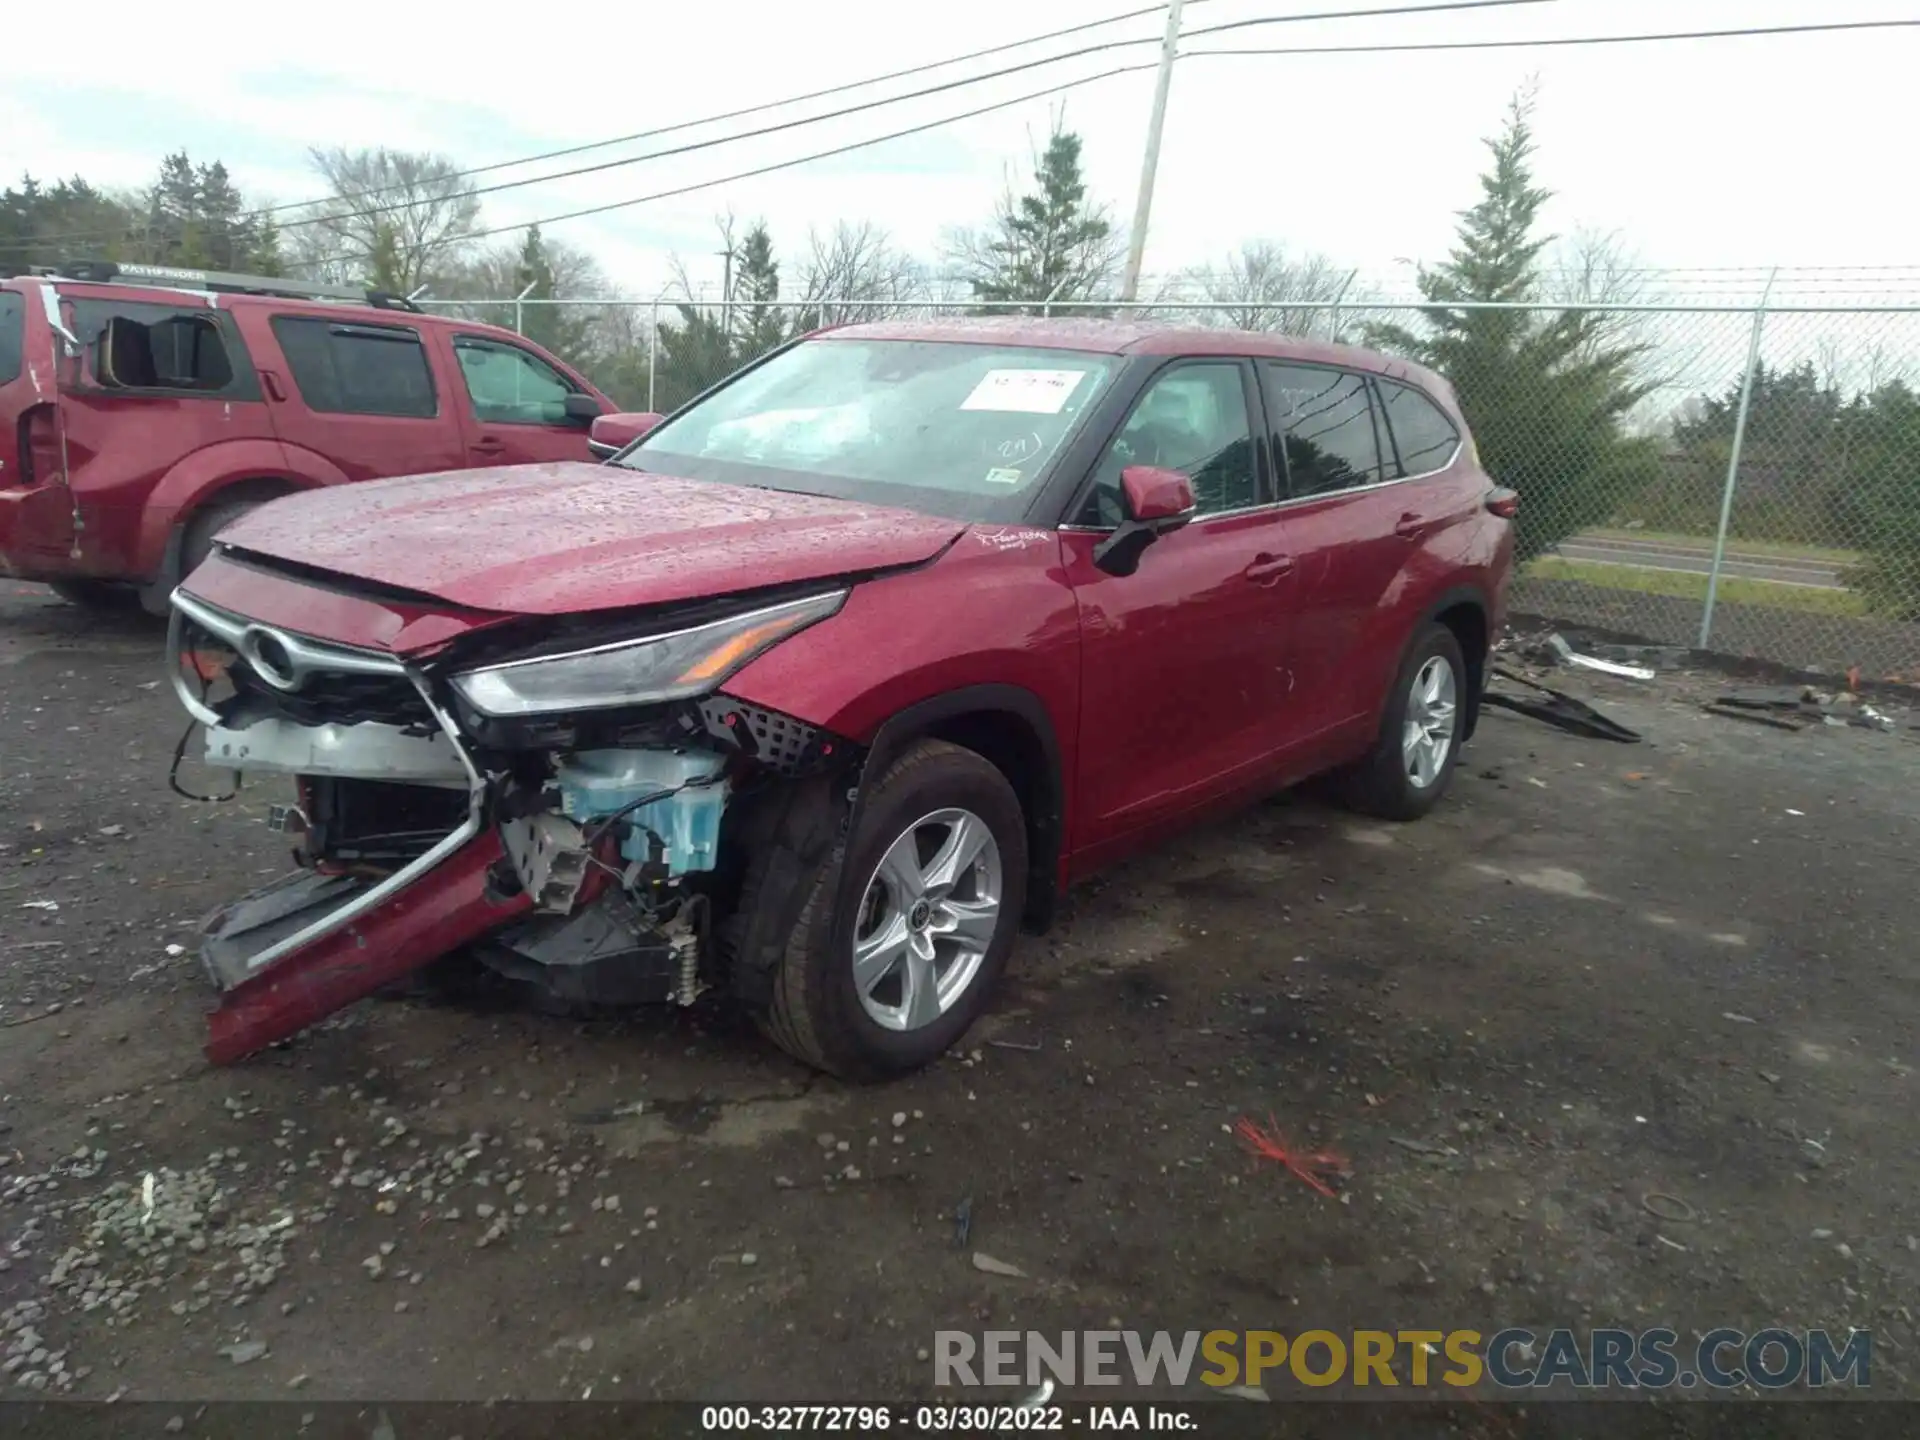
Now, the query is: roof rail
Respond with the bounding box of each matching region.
[18,260,423,313]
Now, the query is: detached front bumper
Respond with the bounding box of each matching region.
[170,590,531,1064]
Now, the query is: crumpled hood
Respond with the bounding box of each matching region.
[215,462,966,615]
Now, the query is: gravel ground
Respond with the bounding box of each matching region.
[3,581,1918,1410]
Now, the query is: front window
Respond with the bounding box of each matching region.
[620,339,1118,519]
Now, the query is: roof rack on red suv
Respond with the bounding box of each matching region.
[22,259,423,313]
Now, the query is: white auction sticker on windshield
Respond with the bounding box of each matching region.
[960,368,1086,415]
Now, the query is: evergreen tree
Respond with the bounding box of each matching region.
[948,124,1119,311]
[731,222,788,358]
[511,224,595,364]
[1369,92,1660,562]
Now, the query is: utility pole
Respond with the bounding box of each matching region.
[717,245,737,347]
[1119,0,1185,303]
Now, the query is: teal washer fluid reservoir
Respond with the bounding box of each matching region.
[554,749,729,878]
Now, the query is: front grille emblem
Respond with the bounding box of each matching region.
[241,626,302,691]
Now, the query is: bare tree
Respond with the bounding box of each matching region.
[296,148,482,294]
[794,222,926,326]
[1176,241,1350,334]
[1547,226,1681,434]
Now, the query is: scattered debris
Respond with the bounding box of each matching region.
[1234,1116,1349,1199]
[18,900,59,913]
[1483,667,1642,743]
[1707,686,1907,735]
[953,1195,973,1250]
[970,1252,1026,1279]
[217,1340,268,1366]
[1654,1235,1690,1254]
[1220,1385,1271,1401]
[1642,1193,1697,1223]
[1020,1380,1055,1408]
[1545,632,1657,680]
[985,1038,1043,1053]
[1388,1136,1460,1158]
[1721,1012,1758,1025]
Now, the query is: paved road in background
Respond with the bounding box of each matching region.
[1555,534,1848,589]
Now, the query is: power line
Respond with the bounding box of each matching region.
[263,0,1561,237]
[3,0,1558,254]
[360,9,1913,256]
[1184,16,1920,60]
[321,60,1163,263]
[0,2,1185,254]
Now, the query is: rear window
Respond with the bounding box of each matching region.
[70,299,248,396]
[271,317,437,418]
[0,291,22,385]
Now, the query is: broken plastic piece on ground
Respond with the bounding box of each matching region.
[1233,1115,1349,1198]
[1703,702,1813,732]
[1483,667,1642,744]
[203,832,531,1066]
[1545,632,1656,680]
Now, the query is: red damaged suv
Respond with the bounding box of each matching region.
[167,318,1514,1079]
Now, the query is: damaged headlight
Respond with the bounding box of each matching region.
[450,590,847,718]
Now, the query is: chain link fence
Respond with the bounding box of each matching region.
[430,296,1920,683]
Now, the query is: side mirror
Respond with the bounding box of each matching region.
[562,393,605,424]
[1093,465,1197,576]
[588,411,665,459]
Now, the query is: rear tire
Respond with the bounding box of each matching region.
[1336,621,1467,821]
[48,579,141,610]
[752,739,1027,1081]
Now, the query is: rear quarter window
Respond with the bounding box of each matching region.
[1376,379,1461,478]
[0,291,22,385]
[69,298,255,398]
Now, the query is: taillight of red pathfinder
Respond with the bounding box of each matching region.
[1484,486,1519,519]
[19,404,61,487]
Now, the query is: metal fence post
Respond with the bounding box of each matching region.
[512,279,536,336]
[647,299,660,414]
[1329,268,1358,342]
[1698,268,1778,649]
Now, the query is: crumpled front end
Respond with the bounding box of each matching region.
[167,567,852,1066]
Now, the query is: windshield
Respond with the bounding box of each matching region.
[621,338,1118,520]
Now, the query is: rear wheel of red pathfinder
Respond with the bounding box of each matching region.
[1337,620,1466,821]
[758,739,1027,1081]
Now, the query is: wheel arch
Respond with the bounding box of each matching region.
[1418,585,1492,743]
[860,684,1066,934]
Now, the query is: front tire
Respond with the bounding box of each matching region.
[1337,621,1466,821]
[757,739,1027,1081]
[48,579,141,610]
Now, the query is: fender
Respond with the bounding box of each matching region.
[1415,582,1493,742]
[133,438,342,578]
[853,682,1067,933]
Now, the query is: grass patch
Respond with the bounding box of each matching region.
[1582,528,1863,566]
[1524,556,1870,617]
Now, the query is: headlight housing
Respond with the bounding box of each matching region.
[451,590,846,718]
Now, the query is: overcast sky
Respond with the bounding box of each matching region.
[5,0,1916,302]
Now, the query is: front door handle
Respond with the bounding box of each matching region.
[1245,552,1294,586]
[1394,512,1428,540]
[471,436,508,456]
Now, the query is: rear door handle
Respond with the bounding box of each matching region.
[259,370,287,402]
[1244,552,1294,586]
[1394,512,1428,540]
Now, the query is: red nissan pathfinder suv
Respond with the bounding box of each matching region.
[166,318,1514,1079]
[0,261,613,611]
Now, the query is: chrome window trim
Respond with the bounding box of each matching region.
[166,587,487,981]
[1054,464,1458,535]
